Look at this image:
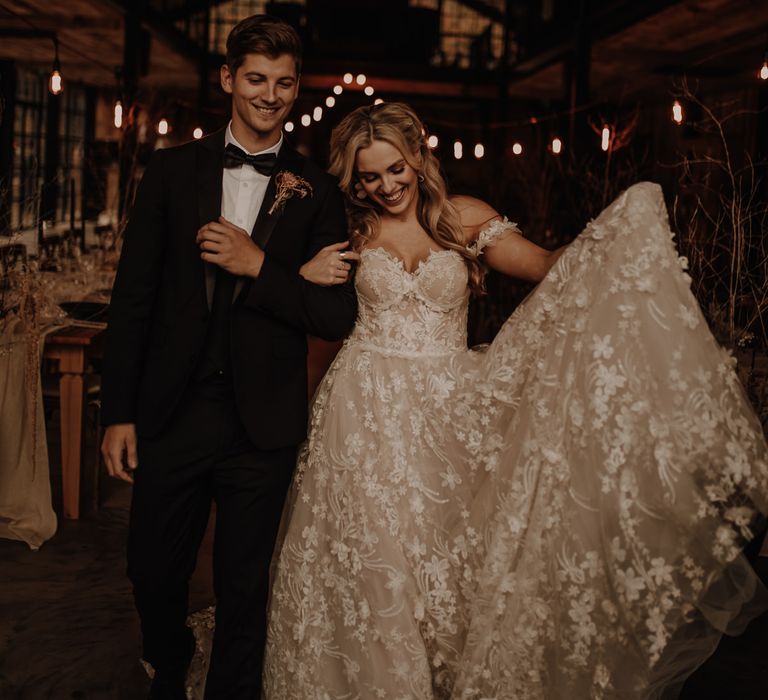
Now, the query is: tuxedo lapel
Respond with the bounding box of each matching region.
[250,141,305,249]
[198,129,226,309]
[233,141,306,300]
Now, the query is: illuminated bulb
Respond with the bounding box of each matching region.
[313,106,323,121]
[49,69,63,95]
[343,73,353,84]
[374,98,384,105]
[601,126,611,152]
[301,114,311,127]
[325,96,336,108]
[193,127,203,139]
[454,140,463,159]
[364,86,374,96]
[672,100,684,124]
[158,118,169,136]
[356,74,366,85]
[427,134,438,149]
[284,121,294,132]
[760,61,768,80]
[113,101,123,129]
[512,142,523,155]
[551,137,562,155]
[474,143,484,159]
[333,84,343,95]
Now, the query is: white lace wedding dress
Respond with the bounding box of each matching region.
[202,182,768,699]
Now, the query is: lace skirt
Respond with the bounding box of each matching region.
[258,182,767,699]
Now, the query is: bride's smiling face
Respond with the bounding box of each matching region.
[355,139,419,217]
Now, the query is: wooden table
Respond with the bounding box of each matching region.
[43,325,104,519]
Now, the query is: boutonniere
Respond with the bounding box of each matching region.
[268,171,313,215]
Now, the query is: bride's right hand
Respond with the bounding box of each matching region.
[300,241,361,286]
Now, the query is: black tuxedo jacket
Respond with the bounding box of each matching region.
[101,129,357,448]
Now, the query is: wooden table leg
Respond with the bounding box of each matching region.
[57,347,86,520]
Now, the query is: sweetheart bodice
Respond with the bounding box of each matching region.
[349,246,470,357]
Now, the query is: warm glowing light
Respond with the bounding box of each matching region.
[113,101,123,129]
[193,127,203,139]
[374,98,384,105]
[672,100,684,124]
[333,84,343,95]
[601,126,611,152]
[49,69,63,95]
[325,96,336,108]
[284,121,294,132]
[427,134,438,149]
[158,118,169,136]
[356,74,366,85]
[313,106,323,121]
[343,73,353,84]
[364,86,374,96]
[474,143,484,158]
[551,137,563,155]
[453,140,463,159]
[760,61,768,80]
[512,142,523,155]
[301,114,311,127]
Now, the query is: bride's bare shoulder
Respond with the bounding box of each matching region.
[449,195,502,242]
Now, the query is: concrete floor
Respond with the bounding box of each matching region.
[1,414,766,699]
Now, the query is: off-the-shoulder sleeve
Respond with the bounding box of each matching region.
[466,217,521,256]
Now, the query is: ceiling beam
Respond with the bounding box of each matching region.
[103,0,204,64]
[455,0,505,24]
[511,0,681,77]
[157,0,230,22]
[0,13,122,31]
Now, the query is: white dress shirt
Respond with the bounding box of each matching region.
[221,122,283,235]
[204,123,283,307]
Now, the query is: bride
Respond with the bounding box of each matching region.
[200,101,768,698]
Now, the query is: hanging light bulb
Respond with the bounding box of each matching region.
[193,127,203,139]
[301,114,311,127]
[157,118,169,135]
[333,84,343,95]
[313,106,323,121]
[760,53,768,80]
[474,143,484,158]
[601,126,611,152]
[551,137,563,155]
[284,121,294,132]
[326,96,336,108]
[364,86,374,96]
[113,100,123,129]
[356,74,366,85]
[512,142,523,155]
[454,140,463,159]
[48,38,63,95]
[672,100,684,124]
[427,134,438,149]
[343,73,353,84]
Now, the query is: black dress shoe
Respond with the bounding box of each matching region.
[147,671,187,700]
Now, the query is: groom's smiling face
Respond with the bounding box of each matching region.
[221,52,299,144]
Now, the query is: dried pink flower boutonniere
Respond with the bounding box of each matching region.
[268,171,313,216]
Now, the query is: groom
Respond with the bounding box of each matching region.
[101,14,356,699]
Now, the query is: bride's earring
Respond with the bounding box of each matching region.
[354,182,367,200]
[417,174,425,183]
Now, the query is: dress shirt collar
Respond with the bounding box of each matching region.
[224,121,283,158]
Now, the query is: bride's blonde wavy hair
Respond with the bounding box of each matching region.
[329,102,485,295]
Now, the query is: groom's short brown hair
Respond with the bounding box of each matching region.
[226,14,302,76]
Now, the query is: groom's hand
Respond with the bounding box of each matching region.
[102,423,138,484]
[197,217,265,277]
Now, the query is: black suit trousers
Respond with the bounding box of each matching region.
[126,377,296,698]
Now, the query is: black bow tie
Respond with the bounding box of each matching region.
[223,143,277,175]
